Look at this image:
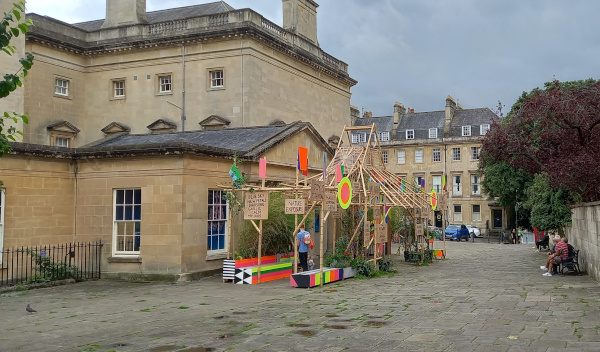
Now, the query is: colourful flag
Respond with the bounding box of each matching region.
[229,163,241,183]
[336,165,342,182]
[298,147,308,171]
[421,178,425,189]
[259,158,267,179]
[323,152,327,180]
[442,175,447,191]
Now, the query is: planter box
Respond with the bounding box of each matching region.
[342,267,356,279]
[223,252,295,284]
[290,268,343,288]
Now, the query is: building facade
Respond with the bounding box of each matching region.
[351,96,507,232]
[0,122,334,278]
[22,0,356,147]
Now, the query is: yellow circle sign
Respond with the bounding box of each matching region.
[338,177,352,209]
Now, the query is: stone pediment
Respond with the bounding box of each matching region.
[199,115,231,127]
[199,115,231,131]
[147,119,178,133]
[101,122,131,135]
[46,121,80,134]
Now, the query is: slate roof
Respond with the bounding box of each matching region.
[73,1,235,32]
[394,108,498,141]
[353,116,394,133]
[74,121,332,160]
[395,111,446,140]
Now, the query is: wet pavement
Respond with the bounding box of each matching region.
[1,239,599,352]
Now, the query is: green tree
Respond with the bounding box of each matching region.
[1,1,34,160]
[523,174,571,232]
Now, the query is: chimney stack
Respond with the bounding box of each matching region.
[392,102,406,137]
[444,95,457,137]
[350,106,360,125]
[283,0,319,45]
[102,0,148,29]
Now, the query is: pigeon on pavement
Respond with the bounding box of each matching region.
[26,304,37,314]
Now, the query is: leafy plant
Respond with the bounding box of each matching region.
[1,1,34,158]
[377,257,394,272]
[26,250,80,282]
[324,237,353,268]
[351,258,376,277]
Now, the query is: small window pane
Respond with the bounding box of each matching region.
[116,206,124,221]
[116,190,124,205]
[125,190,133,204]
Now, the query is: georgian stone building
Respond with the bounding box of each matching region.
[21,0,356,147]
[0,0,351,278]
[351,96,507,232]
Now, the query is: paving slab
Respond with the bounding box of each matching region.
[1,239,600,351]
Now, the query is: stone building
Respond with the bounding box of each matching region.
[351,96,507,232]
[21,0,356,147]
[0,121,333,278]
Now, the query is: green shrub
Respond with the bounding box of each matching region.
[351,258,376,277]
[377,257,394,272]
[26,250,80,282]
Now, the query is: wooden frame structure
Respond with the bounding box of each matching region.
[220,124,449,286]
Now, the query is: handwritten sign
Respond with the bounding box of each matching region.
[285,199,305,214]
[376,222,388,243]
[414,207,422,218]
[310,180,325,202]
[416,225,424,237]
[325,191,337,212]
[373,206,382,219]
[244,192,269,220]
[369,182,380,199]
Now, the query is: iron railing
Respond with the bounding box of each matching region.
[0,241,103,287]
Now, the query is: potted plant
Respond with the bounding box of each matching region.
[324,237,355,278]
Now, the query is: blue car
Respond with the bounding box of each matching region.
[444,224,470,241]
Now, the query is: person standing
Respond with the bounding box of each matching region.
[511,228,517,244]
[296,224,311,272]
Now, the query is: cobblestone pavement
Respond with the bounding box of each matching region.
[1,240,600,352]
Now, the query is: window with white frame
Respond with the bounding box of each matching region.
[210,69,224,88]
[208,190,228,252]
[462,126,472,136]
[452,147,461,161]
[472,204,481,221]
[55,78,69,96]
[113,189,141,255]
[415,176,424,188]
[351,134,359,144]
[397,150,405,164]
[453,204,462,222]
[415,149,423,163]
[379,132,390,142]
[0,190,4,257]
[113,80,125,98]
[360,133,367,143]
[159,75,172,93]
[433,148,441,162]
[55,137,69,148]
[471,174,481,195]
[471,146,480,160]
[453,175,462,196]
[480,124,490,135]
[406,129,414,140]
[382,151,388,164]
[432,175,442,193]
[429,128,437,139]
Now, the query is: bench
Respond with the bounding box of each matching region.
[559,247,581,276]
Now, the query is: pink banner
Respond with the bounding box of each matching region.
[336,164,342,182]
[259,158,267,179]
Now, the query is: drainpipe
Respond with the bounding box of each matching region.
[182,43,187,132]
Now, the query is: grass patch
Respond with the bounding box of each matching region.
[177,306,189,309]
[140,308,150,312]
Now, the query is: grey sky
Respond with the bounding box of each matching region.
[25,0,600,116]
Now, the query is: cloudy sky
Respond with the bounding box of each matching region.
[25,0,600,116]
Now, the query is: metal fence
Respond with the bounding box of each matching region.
[0,242,103,287]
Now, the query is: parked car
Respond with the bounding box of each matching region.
[444,224,470,241]
[466,225,481,237]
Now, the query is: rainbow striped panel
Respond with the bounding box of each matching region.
[290,268,344,288]
[234,262,292,285]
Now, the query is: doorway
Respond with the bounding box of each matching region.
[493,209,503,228]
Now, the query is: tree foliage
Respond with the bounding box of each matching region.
[1,1,33,158]
[480,161,533,207]
[523,174,571,231]
[480,79,600,203]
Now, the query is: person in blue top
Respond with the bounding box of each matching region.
[297,224,311,271]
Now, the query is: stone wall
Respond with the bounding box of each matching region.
[565,201,600,281]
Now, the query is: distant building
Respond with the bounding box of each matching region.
[21,0,356,147]
[351,96,506,232]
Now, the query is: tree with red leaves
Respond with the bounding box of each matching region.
[481,79,600,203]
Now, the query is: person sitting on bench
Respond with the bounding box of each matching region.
[535,234,549,251]
[541,236,568,276]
